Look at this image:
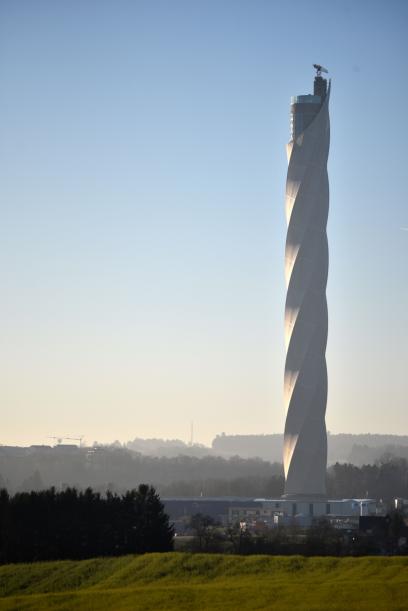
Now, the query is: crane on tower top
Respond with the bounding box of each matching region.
[313,64,329,76]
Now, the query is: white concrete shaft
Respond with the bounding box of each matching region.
[283,83,331,496]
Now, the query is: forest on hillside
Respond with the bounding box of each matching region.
[1,446,407,504]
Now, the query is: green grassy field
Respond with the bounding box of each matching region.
[0,553,407,610]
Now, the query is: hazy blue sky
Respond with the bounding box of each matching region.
[1,0,407,446]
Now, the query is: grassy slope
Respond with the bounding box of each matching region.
[0,554,407,610]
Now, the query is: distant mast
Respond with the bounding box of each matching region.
[283,65,331,497]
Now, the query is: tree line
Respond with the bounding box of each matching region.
[161,457,408,504]
[1,451,407,506]
[0,447,281,493]
[326,457,408,503]
[186,512,408,556]
[0,485,173,564]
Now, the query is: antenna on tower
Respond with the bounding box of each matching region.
[189,421,194,446]
[313,64,329,76]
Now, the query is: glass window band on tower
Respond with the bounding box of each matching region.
[290,96,321,139]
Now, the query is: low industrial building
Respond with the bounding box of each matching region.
[163,497,381,532]
[229,498,379,529]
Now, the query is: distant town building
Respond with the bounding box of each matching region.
[395,498,408,517]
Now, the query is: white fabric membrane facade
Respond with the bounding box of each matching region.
[283,73,331,497]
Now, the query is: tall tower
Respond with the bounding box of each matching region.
[283,66,330,497]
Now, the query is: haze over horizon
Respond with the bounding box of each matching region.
[1,0,407,447]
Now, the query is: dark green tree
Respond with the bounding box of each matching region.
[189,513,222,552]
[0,485,173,563]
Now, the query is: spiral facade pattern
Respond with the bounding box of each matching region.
[283,82,331,497]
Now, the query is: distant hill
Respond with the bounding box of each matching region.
[348,444,408,466]
[211,433,408,464]
[2,434,408,494]
[212,434,282,461]
[0,445,280,494]
[126,438,211,458]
